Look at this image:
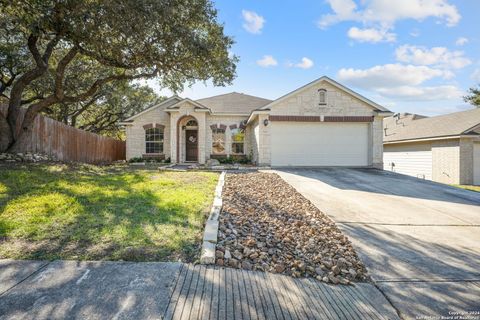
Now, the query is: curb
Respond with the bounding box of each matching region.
[200,171,225,264]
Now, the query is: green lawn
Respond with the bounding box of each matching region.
[0,163,218,262]
[452,185,480,193]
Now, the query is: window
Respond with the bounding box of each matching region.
[212,128,226,154]
[145,127,163,153]
[186,119,198,127]
[231,128,245,154]
[318,89,327,105]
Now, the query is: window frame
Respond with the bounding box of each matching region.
[318,88,327,105]
[145,127,164,154]
[230,127,245,155]
[211,127,226,155]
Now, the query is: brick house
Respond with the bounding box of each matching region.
[120,76,391,167]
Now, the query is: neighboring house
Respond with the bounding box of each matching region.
[120,76,392,167]
[383,108,480,185]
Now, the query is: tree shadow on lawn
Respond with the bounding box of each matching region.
[0,164,214,262]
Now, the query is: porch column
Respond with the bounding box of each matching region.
[197,112,207,164]
[169,112,179,163]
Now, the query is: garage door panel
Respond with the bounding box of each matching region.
[270,122,369,166]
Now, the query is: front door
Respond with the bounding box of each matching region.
[185,130,198,162]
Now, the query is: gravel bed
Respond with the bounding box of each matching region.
[215,172,368,284]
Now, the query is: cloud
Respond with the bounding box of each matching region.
[395,45,471,69]
[410,29,420,37]
[319,0,460,27]
[455,37,468,46]
[318,0,460,43]
[294,57,314,69]
[471,69,480,83]
[242,10,265,34]
[256,55,278,67]
[376,85,462,100]
[347,27,396,43]
[338,64,450,88]
[337,63,461,101]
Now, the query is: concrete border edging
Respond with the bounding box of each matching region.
[200,171,225,264]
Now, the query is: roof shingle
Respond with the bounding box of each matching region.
[195,92,272,114]
[384,108,480,143]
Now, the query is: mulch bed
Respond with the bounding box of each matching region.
[215,172,368,284]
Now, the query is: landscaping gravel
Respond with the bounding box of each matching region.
[216,172,368,284]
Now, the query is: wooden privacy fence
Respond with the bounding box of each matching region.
[1,105,125,163]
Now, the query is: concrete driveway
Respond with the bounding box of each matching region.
[274,168,480,319]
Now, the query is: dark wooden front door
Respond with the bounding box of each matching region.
[185,130,198,162]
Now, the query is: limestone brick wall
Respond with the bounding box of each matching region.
[205,115,251,159]
[251,117,260,164]
[269,81,376,117]
[257,114,271,166]
[125,106,171,160]
[372,116,384,168]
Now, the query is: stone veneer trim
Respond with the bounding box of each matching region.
[269,115,374,122]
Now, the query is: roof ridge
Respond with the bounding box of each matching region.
[410,107,479,123]
[196,91,272,102]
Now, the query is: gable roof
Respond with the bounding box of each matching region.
[258,76,390,112]
[196,92,272,114]
[165,98,210,110]
[122,95,182,121]
[384,108,480,143]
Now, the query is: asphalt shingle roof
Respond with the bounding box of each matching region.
[383,108,480,143]
[196,92,272,114]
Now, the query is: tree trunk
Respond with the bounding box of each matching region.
[7,109,39,153]
[0,114,13,152]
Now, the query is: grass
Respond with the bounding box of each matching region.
[0,163,218,262]
[452,184,480,193]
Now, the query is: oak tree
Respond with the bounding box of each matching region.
[0,0,237,151]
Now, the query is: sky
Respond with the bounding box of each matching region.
[146,0,480,116]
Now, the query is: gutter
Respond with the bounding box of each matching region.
[246,109,271,124]
[383,134,479,145]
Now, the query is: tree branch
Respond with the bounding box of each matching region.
[63,69,158,103]
[7,34,59,140]
[54,46,79,100]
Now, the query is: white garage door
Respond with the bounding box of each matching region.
[270,122,369,166]
[474,143,480,185]
[383,143,432,180]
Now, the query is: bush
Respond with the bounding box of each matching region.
[216,157,233,164]
[128,157,144,163]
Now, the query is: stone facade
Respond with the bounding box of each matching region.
[125,103,172,160]
[269,81,375,117]
[265,79,384,167]
[205,115,252,159]
[123,77,389,167]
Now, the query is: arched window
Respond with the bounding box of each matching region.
[318,89,327,105]
[186,119,198,127]
[145,127,164,154]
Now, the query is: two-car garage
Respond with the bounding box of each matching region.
[270,122,370,167]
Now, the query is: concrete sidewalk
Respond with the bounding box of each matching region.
[0,259,400,319]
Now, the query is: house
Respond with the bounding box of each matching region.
[383,108,480,185]
[120,76,392,167]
